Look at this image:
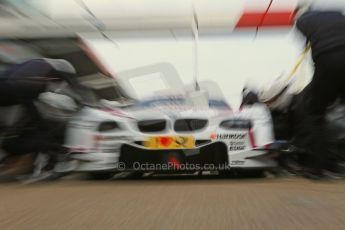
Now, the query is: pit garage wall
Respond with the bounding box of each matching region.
[81,29,313,109]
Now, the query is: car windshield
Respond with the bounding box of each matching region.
[78,74,126,102]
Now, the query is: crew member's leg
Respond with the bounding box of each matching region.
[303,50,344,176]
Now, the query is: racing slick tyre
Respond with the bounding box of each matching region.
[239,169,265,178]
[87,172,115,180]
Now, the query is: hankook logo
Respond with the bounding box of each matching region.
[216,134,246,140]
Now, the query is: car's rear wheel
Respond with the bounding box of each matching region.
[240,169,265,178]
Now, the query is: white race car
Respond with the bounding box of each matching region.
[57,63,277,175]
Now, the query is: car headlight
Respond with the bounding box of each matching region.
[220,119,252,129]
[98,121,121,132]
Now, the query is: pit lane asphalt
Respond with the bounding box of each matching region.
[0,174,344,230]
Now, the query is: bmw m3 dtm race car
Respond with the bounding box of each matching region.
[56,63,277,174]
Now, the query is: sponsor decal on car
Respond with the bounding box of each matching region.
[229,144,246,151]
[210,133,246,140]
[210,133,247,151]
[216,133,246,140]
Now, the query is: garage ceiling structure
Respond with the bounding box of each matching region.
[0,0,302,38]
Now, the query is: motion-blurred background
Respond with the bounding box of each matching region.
[4,0,345,107]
